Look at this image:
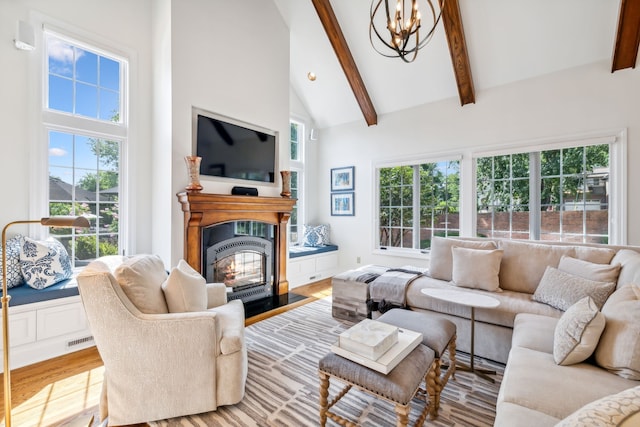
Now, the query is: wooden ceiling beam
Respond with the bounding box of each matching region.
[311,0,378,126]
[439,0,475,105]
[612,0,640,72]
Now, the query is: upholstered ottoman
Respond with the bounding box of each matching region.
[319,345,438,426]
[331,265,389,321]
[377,309,457,413]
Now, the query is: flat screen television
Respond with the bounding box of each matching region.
[192,107,278,185]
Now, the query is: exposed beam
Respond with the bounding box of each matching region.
[439,0,475,105]
[612,0,640,72]
[311,0,378,126]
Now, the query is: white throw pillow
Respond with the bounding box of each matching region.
[533,266,616,311]
[114,254,169,314]
[558,255,621,284]
[595,283,640,380]
[428,237,498,281]
[302,224,330,247]
[555,385,640,427]
[553,296,605,366]
[19,237,73,289]
[0,234,25,289]
[451,246,503,292]
[162,260,207,313]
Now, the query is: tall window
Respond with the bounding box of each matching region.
[289,120,305,244]
[378,160,460,250]
[477,144,610,243]
[44,30,127,266]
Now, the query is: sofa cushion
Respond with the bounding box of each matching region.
[574,246,616,264]
[533,266,615,311]
[451,246,503,292]
[20,237,73,289]
[0,234,24,289]
[595,283,640,380]
[555,385,640,427]
[114,254,169,314]
[553,296,605,366]
[428,237,497,281]
[162,260,207,313]
[498,240,576,294]
[611,249,640,289]
[558,255,621,284]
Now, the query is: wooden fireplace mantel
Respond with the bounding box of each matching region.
[177,191,296,295]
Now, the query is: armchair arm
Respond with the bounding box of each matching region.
[206,282,228,308]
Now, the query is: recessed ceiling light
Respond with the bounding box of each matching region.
[307,72,317,81]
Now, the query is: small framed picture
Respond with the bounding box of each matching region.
[331,192,355,216]
[331,166,355,191]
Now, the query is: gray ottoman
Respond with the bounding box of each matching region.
[319,345,437,426]
[377,309,457,413]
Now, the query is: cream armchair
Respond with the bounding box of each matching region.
[77,255,247,426]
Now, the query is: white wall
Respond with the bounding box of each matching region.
[168,0,290,265]
[0,0,154,254]
[315,60,640,271]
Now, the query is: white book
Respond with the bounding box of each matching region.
[331,327,423,374]
[338,319,398,360]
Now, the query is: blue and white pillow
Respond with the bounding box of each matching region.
[303,224,330,247]
[0,234,25,289]
[20,237,73,290]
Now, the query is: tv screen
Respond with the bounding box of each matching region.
[193,108,277,184]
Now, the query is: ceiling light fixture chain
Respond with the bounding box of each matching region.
[369,0,444,63]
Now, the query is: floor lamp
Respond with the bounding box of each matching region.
[2,216,90,427]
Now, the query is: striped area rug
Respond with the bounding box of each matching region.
[150,297,504,426]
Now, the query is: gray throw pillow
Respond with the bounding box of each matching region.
[533,266,615,311]
[553,296,605,366]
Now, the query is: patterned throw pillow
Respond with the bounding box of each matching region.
[20,237,73,290]
[302,224,330,247]
[553,296,605,366]
[555,386,640,427]
[533,266,616,311]
[0,234,25,289]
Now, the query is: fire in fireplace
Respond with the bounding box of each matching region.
[203,222,275,303]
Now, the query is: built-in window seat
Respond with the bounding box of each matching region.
[288,245,339,288]
[1,275,94,372]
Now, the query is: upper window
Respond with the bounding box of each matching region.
[289,120,305,244]
[476,144,610,243]
[44,30,127,266]
[378,160,460,250]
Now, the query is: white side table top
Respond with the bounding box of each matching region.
[421,288,500,309]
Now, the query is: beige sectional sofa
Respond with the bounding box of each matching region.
[336,236,640,425]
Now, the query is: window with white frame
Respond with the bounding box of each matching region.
[476,143,611,244]
[43,29,127,266]
[289,120,305,244]
[377,159,460,250]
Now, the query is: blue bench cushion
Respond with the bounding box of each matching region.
[5,277,79,306]
[289,244,338,259]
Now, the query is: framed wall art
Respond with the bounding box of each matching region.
[331,166,355,191]
[331,192,355,216]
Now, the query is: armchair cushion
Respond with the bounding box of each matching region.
[162,260,207,312]
[206,282,228,308]
[114,254,169,314]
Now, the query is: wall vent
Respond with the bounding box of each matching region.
[67,336,94,348]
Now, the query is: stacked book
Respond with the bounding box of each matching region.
[331,319,422,374]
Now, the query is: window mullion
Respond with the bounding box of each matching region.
[530,152,541,240]
[413,166,420,249]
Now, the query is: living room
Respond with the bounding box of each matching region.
[1,0,639,426]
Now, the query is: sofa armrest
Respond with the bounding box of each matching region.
[206,282,228,308]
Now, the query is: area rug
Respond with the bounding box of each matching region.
[150,297,504,426]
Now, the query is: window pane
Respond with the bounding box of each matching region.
[512,153,529,178]
[100,89,120,121]
[100,57,120,91]
[76,82,98,118]
[76,49,98,84]
[541,150,561,176]
[563,147,584,175]
[49,75,73,113]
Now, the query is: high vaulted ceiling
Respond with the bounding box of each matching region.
[273,0,639,129]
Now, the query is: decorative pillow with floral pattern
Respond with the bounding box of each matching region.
[302,224,330,247]
[20,237,73,289]
[0,234,25,289]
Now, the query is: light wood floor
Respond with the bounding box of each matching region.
[0,279,332,427]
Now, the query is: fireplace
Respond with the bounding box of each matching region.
[204,223,274,303]
[177,192,296,303]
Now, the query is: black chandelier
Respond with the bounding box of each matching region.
[369,0,444,63]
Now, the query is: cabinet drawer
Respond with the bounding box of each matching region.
[37,302,88,341]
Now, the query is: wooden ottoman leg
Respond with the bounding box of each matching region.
[394,403,411,427]
[426,360,439,419]
[319,371,330,427]
[449,334,457,380]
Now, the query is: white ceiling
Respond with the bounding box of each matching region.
[273,0,621,129]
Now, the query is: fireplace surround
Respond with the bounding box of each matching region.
[177,192,296,301]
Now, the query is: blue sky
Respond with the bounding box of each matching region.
[46,34,121,185]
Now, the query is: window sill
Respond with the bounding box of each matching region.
[373,247,431,261]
